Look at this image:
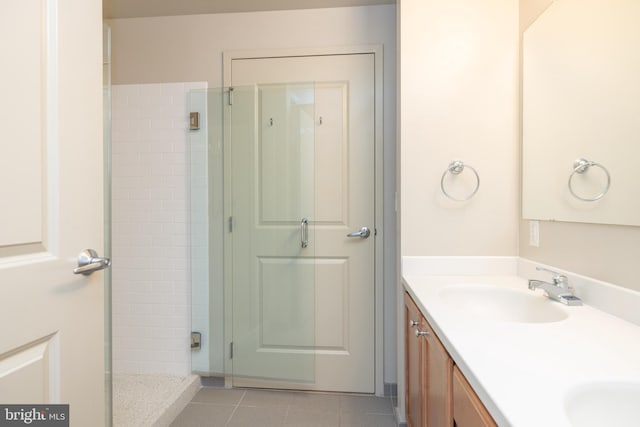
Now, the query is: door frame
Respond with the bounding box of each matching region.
[222,45,384,396]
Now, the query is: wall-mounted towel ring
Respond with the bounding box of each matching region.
[568,158,611,202]
[440,160,480,202]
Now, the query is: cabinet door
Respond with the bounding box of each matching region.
[452,366,497,427]
[405,292,427,427]
[424,321,454,427]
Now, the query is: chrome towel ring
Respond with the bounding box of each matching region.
[440,160,480,202]
[568,158,611,202]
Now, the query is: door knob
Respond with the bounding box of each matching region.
[346,227,370,239]
[73,249,111,275]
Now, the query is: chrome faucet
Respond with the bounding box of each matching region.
[528,267,582,306]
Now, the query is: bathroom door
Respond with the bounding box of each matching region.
[230,54,375,393]
[0,1,105,425]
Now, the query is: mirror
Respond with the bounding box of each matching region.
[522,0,640,226]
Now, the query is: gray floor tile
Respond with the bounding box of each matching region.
[171,387,399,427]
[289,392,341,412]
[340,412,397,427]
[200,377,225,388]
[169,403,235,427]
[191,387,246,405]
[226,406,287,427]
[240,389,296,407]
[339,395,393,415]
[284,407,340,427]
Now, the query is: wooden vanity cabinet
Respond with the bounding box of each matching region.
[453,366,497,427]
[404,291,496,427]
[404,292,453,427]
[423,319,454,427]
[405,292,427,427]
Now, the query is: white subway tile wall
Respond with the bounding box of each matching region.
[111,82,206,375]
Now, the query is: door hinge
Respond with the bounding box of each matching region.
[228,216,234,232]
[228,87,234,106]
[230,342,234,359]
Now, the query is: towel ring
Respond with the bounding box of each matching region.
[440,160,480,202]
[568,158,611,202]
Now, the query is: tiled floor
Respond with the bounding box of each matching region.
[170,387,398,427]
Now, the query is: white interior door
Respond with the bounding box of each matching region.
[230,54,375,393]
[0,1,105,425]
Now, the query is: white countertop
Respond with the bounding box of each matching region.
[402,258,640,427]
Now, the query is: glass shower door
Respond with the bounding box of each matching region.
[103,22,113,427]
[229,83,317,385]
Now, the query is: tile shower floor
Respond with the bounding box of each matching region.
[170,387,398,427]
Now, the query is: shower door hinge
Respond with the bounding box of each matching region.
[228,87,234,106]
[191,332,201,350]
[230,342,234,359]
[228,216,234,232]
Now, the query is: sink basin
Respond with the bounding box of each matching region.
[565,383,640,426]
[438,284,569,323]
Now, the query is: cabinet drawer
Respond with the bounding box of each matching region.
[452,366,497,427]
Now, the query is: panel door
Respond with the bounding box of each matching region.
[231,54,375,393]
[0,1,104,425]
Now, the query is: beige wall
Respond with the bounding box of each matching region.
[397,1,518,420]
[398,0,639,291]
[518,0,640,291]
[108,6,395,87]
[519,221,640,290]
[399,0,520,256]
[519,0,552,31]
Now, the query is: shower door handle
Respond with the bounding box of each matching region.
[73,249,111,275]
[300,218,309,248]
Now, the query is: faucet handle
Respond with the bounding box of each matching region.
[535,267,569,288]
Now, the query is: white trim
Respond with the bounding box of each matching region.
[46,0,59,255]
[372,45,385,398]
[223,45,386,80]
[223,45,385,396]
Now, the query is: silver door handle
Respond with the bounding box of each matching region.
[346,227,370,239]
[73,249,111,275]
[300,218,309,248]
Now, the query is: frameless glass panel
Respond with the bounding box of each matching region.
[103,22,113,427]
[189,88,225,376]
[230,84,316,384]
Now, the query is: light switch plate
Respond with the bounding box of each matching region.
[529,220,540,247]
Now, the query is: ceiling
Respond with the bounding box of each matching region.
[104,0,395,19]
